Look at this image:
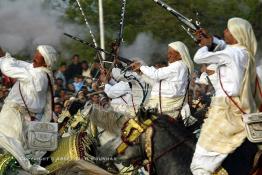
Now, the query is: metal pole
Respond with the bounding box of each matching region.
[98,0,105,60]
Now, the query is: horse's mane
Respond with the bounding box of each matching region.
[89,105,129,135]
[153,115,196,149]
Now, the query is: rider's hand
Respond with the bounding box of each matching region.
[194,29,213,47]
[92,82,99,91]
[100,74,109,84]
[130,62,141,72]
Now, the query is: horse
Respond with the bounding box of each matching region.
[0,132,112,175]
[86,105,259,175]
[0,99,114,175]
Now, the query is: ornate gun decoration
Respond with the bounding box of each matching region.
[153,0,202,42]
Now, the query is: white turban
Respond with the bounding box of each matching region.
[37,45,57,68]
[228,17,257,57]
[206,64,217,71]
[228,18,261,114]
[198,72,208,85]
[168,41,194,74]
[112,68,123,81]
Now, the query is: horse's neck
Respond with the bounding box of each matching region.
[97,127,117,146]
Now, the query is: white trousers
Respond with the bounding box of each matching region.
[190,144,228,175]
[0,103,32,170]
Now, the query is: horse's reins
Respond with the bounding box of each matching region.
[117,68,192,174]
[159,80,163,115]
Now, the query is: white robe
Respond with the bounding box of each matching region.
[0,53,52,171]
[104,81,136,116]
[194,44,248,97]
[141,61,189,119]
[140,60,188,98]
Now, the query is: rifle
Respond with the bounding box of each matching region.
[64,33,133,65]
[108,0,127,67]
[153,0,202,42]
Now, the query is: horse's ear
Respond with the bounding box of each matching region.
[136,107,149,122]
[68,100,85,116]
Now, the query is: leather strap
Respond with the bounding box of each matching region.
[159,69,190,118]
[19,73,54,121]
[159,80,163,115]
[120,96,128,104]
[218,68,246,114]
[46,73,54,121]
[254,76,262,98]
[19,83,34,120]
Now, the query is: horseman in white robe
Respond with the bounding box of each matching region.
[190,17,262,175]
[103,75,135,116]
[131,41,194,121]
[104,67,149,116]
[0,45,57,174]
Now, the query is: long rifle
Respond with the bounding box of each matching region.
[64,33,133,65]
[102,0,127,85]
[75,0,103,66]
[108,0,127,64]
[116,0,127,51]
[153,0,202,42]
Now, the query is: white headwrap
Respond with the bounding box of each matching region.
[37,45,57,68]
[206,64,217,71]
[168,41,194,74]
[112,68,123,81]
[227,17,261,113]
[228,17,257,57]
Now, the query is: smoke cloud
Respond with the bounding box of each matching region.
[0,0,84,56]
[120,33,167,65]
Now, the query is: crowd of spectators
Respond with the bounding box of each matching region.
[0,54,215,122]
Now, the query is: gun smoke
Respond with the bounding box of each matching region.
[0,0,84,57]
[120,33,167,65]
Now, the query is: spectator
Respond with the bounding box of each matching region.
[55,78,64,89]
[53,84,62,97]
[59,89,68,104]
[90,94,100,104]
[73,75,84,93]
[55,62,67,88]
[67,83,75,93]
[65,54,82,82]
[54,103,63,116]
[53,103,63,122]
[90,60,101,78]
[81,60,91,78]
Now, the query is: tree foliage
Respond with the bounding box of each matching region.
[64,0,262,62]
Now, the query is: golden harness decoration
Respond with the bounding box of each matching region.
[0,153,16,175]
[116,115,157,155]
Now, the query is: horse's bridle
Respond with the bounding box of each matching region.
[138,118,193,175]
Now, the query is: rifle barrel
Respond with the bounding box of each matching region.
[153,0,199,31]
[64,33,133,65]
